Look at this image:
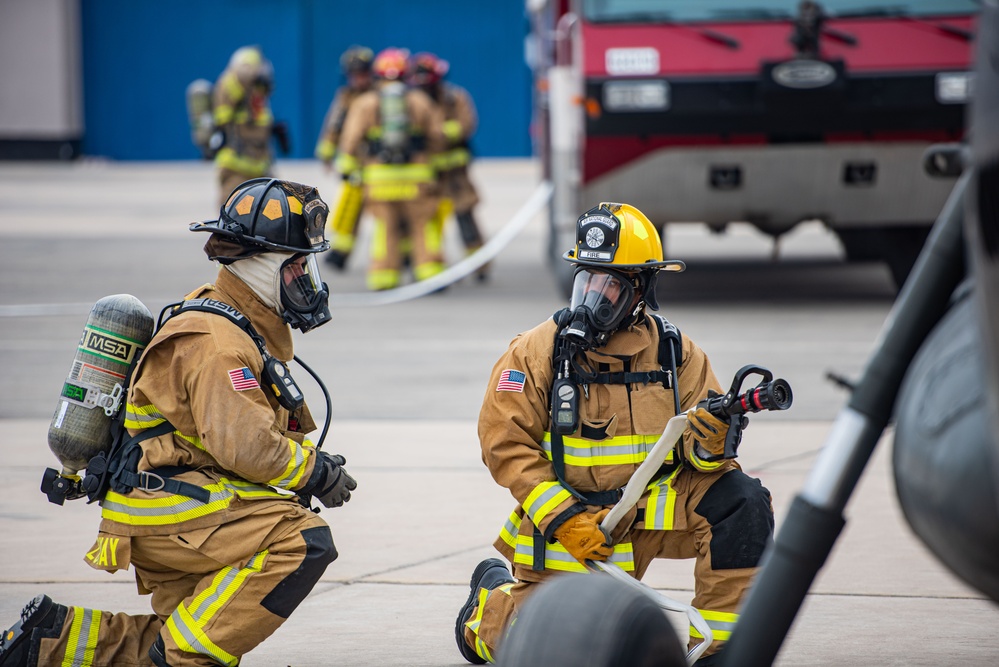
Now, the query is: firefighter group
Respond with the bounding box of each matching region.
[190,44,489,292]
[0,44,775,667]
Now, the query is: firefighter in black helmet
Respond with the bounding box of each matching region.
[316,46,376,270]
[0,179,355,667]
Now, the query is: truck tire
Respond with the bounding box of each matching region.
[835,226,932,291]
[497,573,686,667]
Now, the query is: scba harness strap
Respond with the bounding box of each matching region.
[83,298,298,505]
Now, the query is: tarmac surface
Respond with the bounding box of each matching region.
[1,159,996,665]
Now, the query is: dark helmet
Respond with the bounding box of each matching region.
[191,178,330,257]
[406,51,449,87]
[340,46,374,74]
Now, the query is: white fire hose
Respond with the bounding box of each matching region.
[329,181,553,307]
[587,411,714,665]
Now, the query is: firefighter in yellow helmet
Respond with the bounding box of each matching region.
[210,46,290,206]
[407,52,490,281]
[0,179,356,667]
[315,46,375,270]
[334,47,446,291]
[454,203,775,666]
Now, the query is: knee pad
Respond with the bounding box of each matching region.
[261,525,337,618]
[695,470,775,570]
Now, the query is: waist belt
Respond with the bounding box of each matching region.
[110,423,211,504]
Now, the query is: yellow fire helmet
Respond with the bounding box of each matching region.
[563,202,686,273]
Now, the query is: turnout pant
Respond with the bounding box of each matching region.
[35,502,334,667]
[463,468,774,663]
[366,197,443,290]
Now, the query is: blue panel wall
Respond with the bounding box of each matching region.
[80,0,531,160]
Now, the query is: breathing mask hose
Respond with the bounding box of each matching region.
[292,355,332,450]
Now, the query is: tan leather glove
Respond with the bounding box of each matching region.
[681,407,728,472]
[553,509,613,563]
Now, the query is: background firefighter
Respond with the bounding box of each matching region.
[454,203,775,666]
[315,45,375,271]
[334,47,446,291]
[0,179,356,667]
[210,46,291,207]
[407,51,490,282]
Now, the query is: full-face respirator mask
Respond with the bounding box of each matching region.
[280,253,331,332]
[561,268,641,350]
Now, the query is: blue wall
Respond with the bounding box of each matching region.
[80,0,532,160]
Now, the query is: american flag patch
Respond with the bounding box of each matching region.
[228,367,260,391]
[497,369,526,392]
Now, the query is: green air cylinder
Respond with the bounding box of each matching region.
[47,294,154,475]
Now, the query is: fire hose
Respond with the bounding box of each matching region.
[587,367,793,665]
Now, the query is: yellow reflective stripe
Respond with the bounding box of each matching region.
[498,510,521,549]
[541,432,673,467]
[429,152,449,171]
[367,183,419,201]
[688,451,725,472]
[173,430,206,451]
[268,438,310,489]
[523,481,572,527]
[213,104,234,125]
[512,535,635,573]
[363,163,434,183]
[124,403,166,429]
[331,232,355,252]
[214,147,270,175]
[188,551,268,623]
[689,609,738,641]
[643,467,681,531]
[100,479,284,526]
[62,607,100,667]
[166,604,238,667]
[414,261,444,281]
[367,269,401,291]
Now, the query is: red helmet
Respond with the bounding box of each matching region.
[406,52,449,87]
[372,48,410,81]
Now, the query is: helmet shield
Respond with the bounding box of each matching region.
[280,253,331,332]
[567,268,637,336]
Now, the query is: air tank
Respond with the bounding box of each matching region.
[47,294,154,475]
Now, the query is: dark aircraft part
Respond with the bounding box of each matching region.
[497,573,685,667]
[893,285,999,602]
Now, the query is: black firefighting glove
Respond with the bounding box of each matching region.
[301,451,356,508]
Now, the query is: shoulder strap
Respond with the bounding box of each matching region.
[650,314,682,415]
[164,298,271,358]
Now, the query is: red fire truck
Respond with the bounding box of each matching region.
[527,0,976,294]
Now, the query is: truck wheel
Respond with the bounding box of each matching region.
[834,226,932,291]
[497,573,686,667]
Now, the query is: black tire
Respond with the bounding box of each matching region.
[834,225,932,291]
[497,573,686,667]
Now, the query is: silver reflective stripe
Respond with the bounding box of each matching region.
[271,439,307,489]
[101,487,234,517]
[523,483,568,523]
[67,607,99,667]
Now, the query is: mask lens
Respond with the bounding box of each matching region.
[281,254,323,310]
[569,269,634,329]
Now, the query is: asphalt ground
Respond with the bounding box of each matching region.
[1,159,996,665]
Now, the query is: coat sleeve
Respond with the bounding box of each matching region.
[334,94,368,175]
[477,330,580,538]
[182,333,316,491]
[452,86,478,140]
[315,89,348,162]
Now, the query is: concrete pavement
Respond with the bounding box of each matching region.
[1,159,996,666]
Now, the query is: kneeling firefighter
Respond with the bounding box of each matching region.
[454,203,775,666]
[0,179,356,667]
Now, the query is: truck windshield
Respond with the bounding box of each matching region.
[581,0,979,23]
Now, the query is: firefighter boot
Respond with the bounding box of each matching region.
[455,558,515,664]
[0,595,67,667]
